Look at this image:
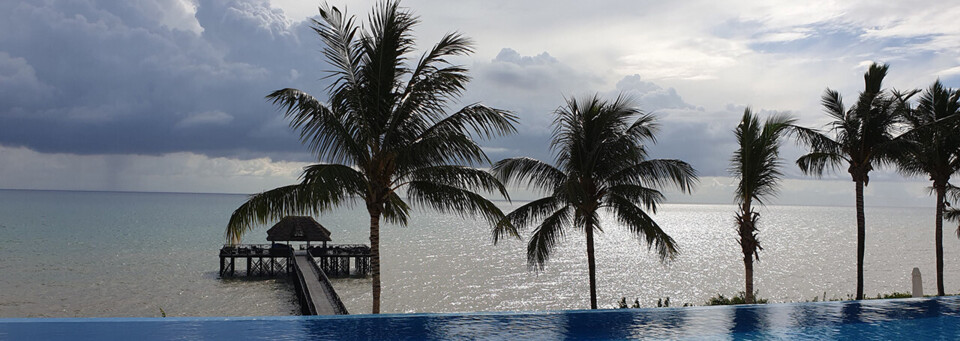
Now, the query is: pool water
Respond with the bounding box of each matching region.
[2,297,959,340]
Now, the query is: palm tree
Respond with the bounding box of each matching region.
[730,108,798,304]
[224,1,517,314]
[796,63,909,300]
[897,80,960,296]
[492,94,698,309]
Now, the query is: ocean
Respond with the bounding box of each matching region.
[1,189,957,317]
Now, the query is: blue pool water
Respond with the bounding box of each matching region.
[2,297,959,340]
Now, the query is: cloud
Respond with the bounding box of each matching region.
[0,52,54,107]
[0,0,322,159]
[664,176,934,208]
[462,48,606,161]
[176,110,235,128]
[612,75,698,111]
[0,145,306,194]
[0,0,957,200]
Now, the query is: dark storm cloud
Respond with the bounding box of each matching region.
[462,48,751,176]
[0,1,808,179]
[0,0,330,160]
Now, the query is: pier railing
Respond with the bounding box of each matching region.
[310,244,371,256]
[291,257,317,315]
[308,256,349,315]
[220,244,293,257]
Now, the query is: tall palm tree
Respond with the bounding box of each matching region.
[730,108,798,304]
[492,94,698,309]
[897,80,960,296]
[224,1,517,314]
[796,63,909,300]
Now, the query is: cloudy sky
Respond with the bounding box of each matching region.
[1,0,958,207]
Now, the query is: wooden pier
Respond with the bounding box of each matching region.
[219,244,292,277]
[311,244,372,277]
[218,243,369,315]
[219,244,371,278]
[218,216,368,315]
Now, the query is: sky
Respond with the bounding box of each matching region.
[1,0,959,207]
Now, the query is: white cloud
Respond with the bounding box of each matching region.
[753,30,812,43]
[939,65,960,77]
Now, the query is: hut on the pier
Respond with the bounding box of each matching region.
[266,216,332,248]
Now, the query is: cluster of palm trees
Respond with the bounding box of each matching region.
[224,1,960,313]
[734,64,960,302]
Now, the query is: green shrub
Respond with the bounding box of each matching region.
[879,292,912,299]
[706,292,767,305]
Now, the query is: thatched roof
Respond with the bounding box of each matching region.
[266,216,332,242]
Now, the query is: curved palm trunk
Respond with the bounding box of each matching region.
[369,210,382,314]
[855,179,865,300]
[585,224,598,309]
[739,201,756,304]
[936,184,946,296]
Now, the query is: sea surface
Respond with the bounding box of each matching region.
[1,189,959,317]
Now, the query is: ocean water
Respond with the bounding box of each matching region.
[1,189,959,317]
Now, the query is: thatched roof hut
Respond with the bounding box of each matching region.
[266,216,332,243]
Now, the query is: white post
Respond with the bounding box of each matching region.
[912,267,923,298]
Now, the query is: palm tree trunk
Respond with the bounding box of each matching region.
[936,184,946,296]
[369,210,382,314]
[855,179,865,300]
[744,254,755,304]
[740,202,755,304]
[585,224,598,309]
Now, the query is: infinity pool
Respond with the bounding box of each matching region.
[2,297,959,340]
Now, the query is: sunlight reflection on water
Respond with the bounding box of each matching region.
[0,190,956,317]
[329,202,959,314]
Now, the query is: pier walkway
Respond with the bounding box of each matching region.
[292,250,349,315]
[218,242,367,315]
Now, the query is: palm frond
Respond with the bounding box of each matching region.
[493,196,562,243]
[266,88,366,165]
[492,157,566,192]
[947,208,960,223]
[382,191,410,225]
[395,32,474,119]
[608,159,698,193]
[623,112,659,144]
[821,89,846,123]
[401,165,509,199]
[527,206,572,269]
[790,125,840,154]
[300,163,367,194]
[313,4,362,97]
[405,181,506,226]
[796,152,845,176]
[605,184,665,212]
[606,194,678,261]
[397,130,488,171]
[226,183,354,244]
